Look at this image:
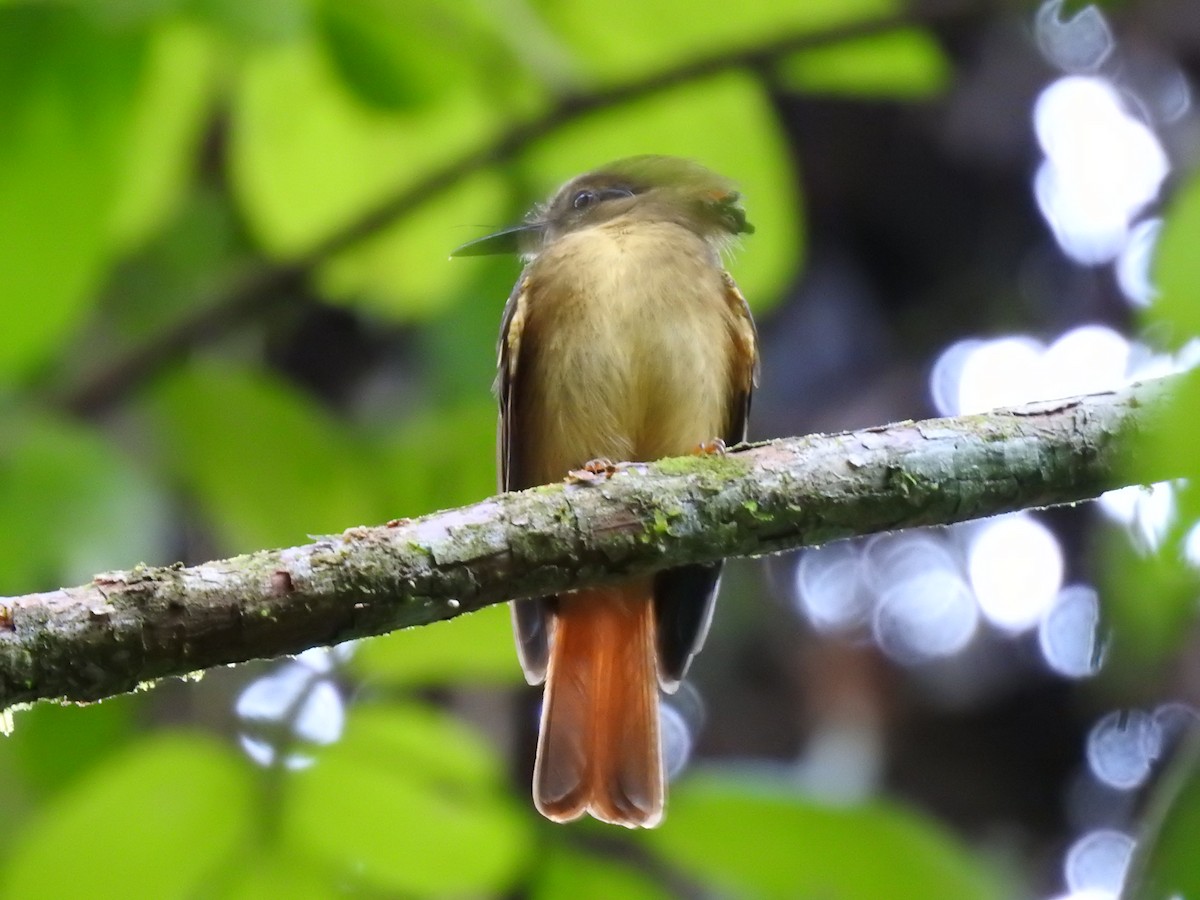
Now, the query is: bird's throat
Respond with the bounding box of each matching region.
[518,221,738,481]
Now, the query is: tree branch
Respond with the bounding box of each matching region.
[56,0,978,416]
[0,381,1174,708]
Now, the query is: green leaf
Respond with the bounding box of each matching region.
[224,850,339,900]
[353,603,522,685]
[229,35,509,318]
[776,29,951,98]
[1123,731,1200,900]
[519,72,802,310]
[0,409,169,593]
[645,773,1006,900]
[109,18,219,251]
[70,0,189,28]
[284,703,533,895]
[1102,521,1200,673]
[1103,371,1200,671]
[376,400,497,516]
[144,362,378,552]
[8,695,140,797]
[531,844,673,900]
[2,734,252,900]
[0,6,143,381]
[318,170,509,318]
[188,0,310,42]
[1105,164,1200,673]
[105,186,252,344]
[1152,168,1200,344]
[533,0,899,82]
[314,0,449,111]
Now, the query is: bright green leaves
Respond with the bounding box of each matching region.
[285,704,532,895]
[109,19,219,251]
[531,0,898,83]
[378,400,497,516]
[221,0,956,320]
[777,29,951,98]
[0,7,142,381]
[0,409,167,592]
[189,0,310,43]
[1101,120,1200,897]
[2,735,252,900]
[141,361,497,580]
[521,73,800,310]
[1104,167,1200,670]
[1152,169,1200,344]
[229,33,509,318]
[0,4,992,900]
[645,774,1007,900]
[1123,734,1200,900]
[353,603,522,685]
[320,171,509,318]
[0,7,221,382]
[5,695,139,797]
[532,844,674,900]
[0,5,223,384]
[313,0,471,112]
[146,362,377,552]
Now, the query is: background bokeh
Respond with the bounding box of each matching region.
[2,0,1200,897]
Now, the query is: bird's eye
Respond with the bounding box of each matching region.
[572,190,596,209]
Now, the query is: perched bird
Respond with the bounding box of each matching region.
[453,155,758,827]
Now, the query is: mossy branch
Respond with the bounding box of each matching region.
[0,381,1174,708]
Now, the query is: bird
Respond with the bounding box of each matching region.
[452,155,757,827]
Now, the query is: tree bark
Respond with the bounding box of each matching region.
[0,381,1174,707]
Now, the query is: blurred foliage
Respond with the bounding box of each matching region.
[776,29,951,97]
[1105,164,1200,899]
[1126,732,1200,900]
[282,704,534,894]
[1104,166,1200,673]
[4,734,253,899]
[1,0,1198,897]
[646,774,1005,900]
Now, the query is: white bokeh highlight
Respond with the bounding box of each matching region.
[795,541,873,633]
[1034,76,1168,264]
[1035,0,1114,73]
[235,653,347,769]
[970,515,1064,632]
[1098,482,1176,554]
[874,568,979,663]
[1039,585,1104,677]
[932,325,1134,418]
[1086,710,1162,790]
[1064,830,1135,898]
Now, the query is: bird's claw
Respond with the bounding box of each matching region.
[692,438,727,457]
[566,458,624,484]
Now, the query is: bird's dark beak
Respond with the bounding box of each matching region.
[450,222,543,257]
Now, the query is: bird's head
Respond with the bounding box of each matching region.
[452,155,753,259]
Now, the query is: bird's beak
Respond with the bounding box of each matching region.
[450,222,543,257]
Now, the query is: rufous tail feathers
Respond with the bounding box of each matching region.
[533,582,664,828]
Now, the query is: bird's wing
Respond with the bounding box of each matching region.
[654,272,758,690]
[498,275,554,684]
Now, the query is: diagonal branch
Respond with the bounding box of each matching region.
[57,0,977,416]
[0,380,1174,708]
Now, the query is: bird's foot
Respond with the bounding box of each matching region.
[692,438,727,457]
[566,458,631,484]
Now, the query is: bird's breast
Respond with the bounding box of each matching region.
[520,222,738,481]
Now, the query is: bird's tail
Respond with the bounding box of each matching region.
[533,580,664,828]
